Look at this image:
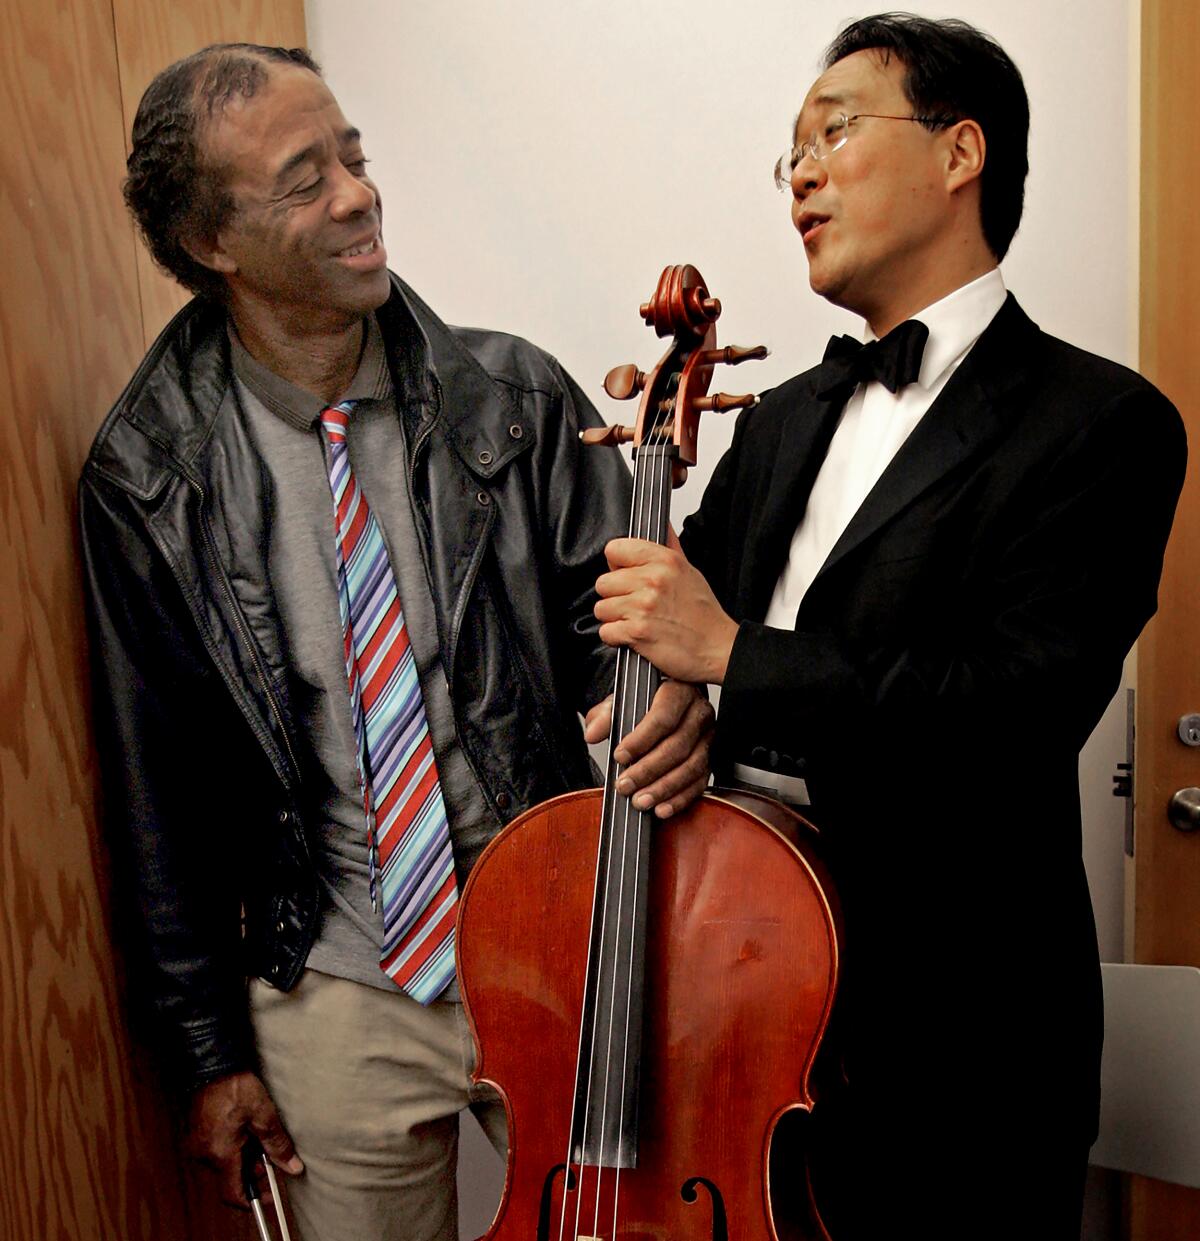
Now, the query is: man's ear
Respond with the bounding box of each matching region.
[181,230,238,276]
[943,119,986,193]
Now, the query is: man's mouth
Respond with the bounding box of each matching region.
[333,232,388,273]
[337,235,381,259]
[798,212,830,244]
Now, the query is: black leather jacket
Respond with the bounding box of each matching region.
[80,274,630,1090]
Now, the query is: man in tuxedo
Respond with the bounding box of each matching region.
[593,14,1186,1237]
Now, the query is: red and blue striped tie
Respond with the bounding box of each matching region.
[321,401,458,1004]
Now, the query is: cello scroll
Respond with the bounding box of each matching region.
[581,263,768,485]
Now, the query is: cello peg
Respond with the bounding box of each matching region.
[697,344,770,367]
[580,424,636,447]
[682,289,722,323]
[603,363,647,401]
[692,392,760,414]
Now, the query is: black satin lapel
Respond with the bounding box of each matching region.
[815,378,986,586]
[738,387,848,618]
[809,295,1036,590]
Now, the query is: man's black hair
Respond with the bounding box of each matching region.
[824,12,1029,261]
[124,43,321,300]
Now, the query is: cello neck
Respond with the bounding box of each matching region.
[567,441,674,1169]
[608,440,675,756]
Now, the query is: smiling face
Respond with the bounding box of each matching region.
[196,63,390,339]
[790,50,985,332]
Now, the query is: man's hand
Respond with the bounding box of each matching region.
[187,1070,303,1210]
[584,680,714,819]
[594,538,739,685]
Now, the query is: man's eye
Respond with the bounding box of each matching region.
[293,178,321,196]
[346,157,371,174]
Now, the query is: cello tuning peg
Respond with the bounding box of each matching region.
[697,345,770,367]
[682,290,722,322]
[691,392,761,414]
[603,363,647,401]
[580,424,637,447]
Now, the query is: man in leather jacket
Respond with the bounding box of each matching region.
[80,43,711,1240]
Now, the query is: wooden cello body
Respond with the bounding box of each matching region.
[457,267,841,1241]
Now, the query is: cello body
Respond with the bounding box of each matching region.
[457,266,842,1240]
[457,787,840,1240]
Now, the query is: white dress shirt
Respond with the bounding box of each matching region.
[763,267,1009,629]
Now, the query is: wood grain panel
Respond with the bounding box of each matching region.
[0,1,193,1237]
[110,0,309,346]
[105,5,309,1231]
[1133,0,1200,1235]
[1,0,302,1238]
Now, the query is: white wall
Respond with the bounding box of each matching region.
[306,0,1137,958]
[302,3,1138,1219]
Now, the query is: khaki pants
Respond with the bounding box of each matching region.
[250,971,507,1241]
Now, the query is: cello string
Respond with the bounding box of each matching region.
[559,450,644,1241]
[575,403,664,1239]
[591,423,660,1236]
[569,364,681,1239]
[570,606,634,1238]
[610,407,675,1236]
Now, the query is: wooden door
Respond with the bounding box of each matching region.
[1131,1,1200,1236]
[0,4,303,1238]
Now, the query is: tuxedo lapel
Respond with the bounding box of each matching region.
[807,294,1038,593]
[738,376,848,619]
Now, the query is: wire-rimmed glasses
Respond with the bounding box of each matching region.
[773,112,949,190]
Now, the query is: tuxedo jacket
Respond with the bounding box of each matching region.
[681,295,1186,1149]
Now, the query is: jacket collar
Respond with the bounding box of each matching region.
[86,272,526,500]
[380,278,532,480]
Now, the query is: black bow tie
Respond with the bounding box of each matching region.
[818,318,930,398]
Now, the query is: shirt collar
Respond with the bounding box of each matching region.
[229,312,394,431]
[864,267,1007,391]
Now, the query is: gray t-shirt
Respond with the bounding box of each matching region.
[231,316,497,996]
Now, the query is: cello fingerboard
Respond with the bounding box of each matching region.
[569,443,673,1170]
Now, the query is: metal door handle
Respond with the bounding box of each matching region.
[1168,788,1200,832]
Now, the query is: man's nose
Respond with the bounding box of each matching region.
[791,153,826,200]
[330,167,377,219]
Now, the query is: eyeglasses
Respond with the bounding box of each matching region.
[773,112,949,190]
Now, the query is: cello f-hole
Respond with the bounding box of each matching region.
[538,1163,576,1241]
[680,1176,729,1241]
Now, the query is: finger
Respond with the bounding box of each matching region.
[622,731,713,809]
[616,698,714,795]
[603,537,670,571]
[583,695,614,744]
[597,618,633,650]
[650,772,710,820]
[594,589,662,629]
[252,1109,304,1176]
[612,683,693,764]
[594,563,649,601]
[666,524,683,553]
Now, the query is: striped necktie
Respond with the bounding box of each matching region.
[320,400,458,1004]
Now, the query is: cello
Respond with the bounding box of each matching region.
[457,265,841,1241]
